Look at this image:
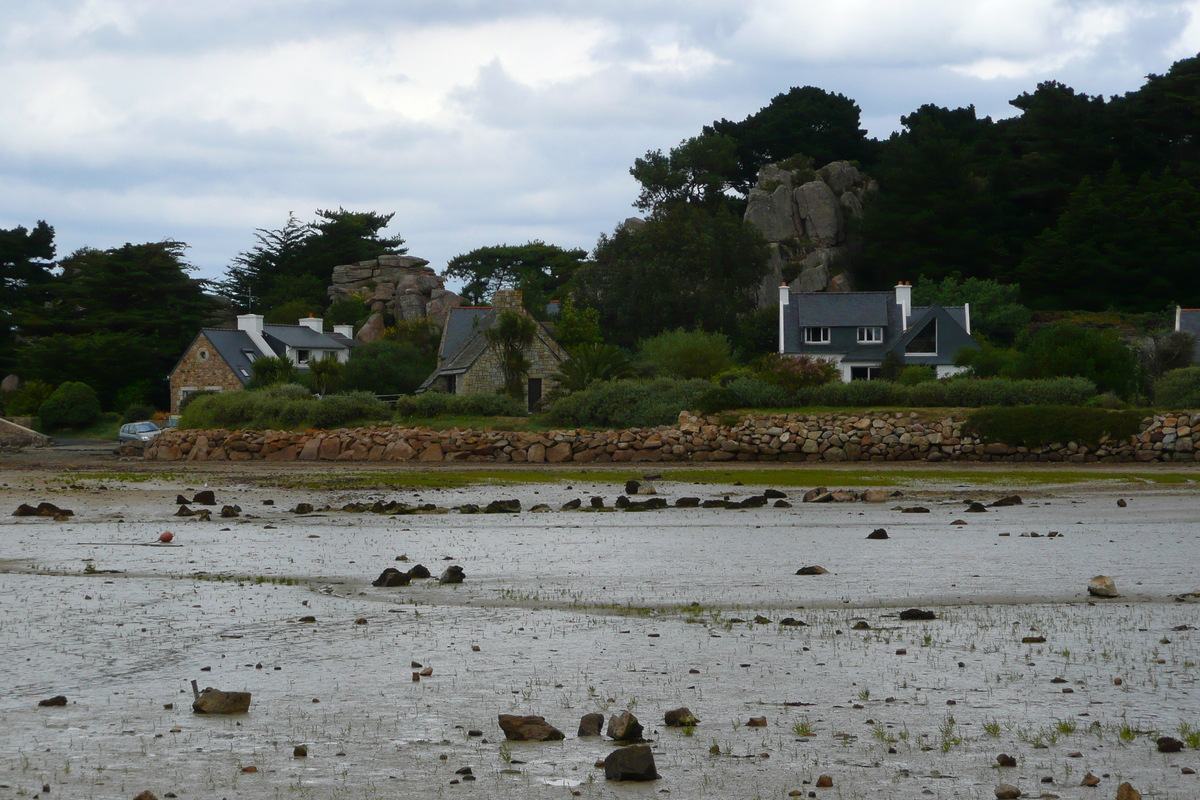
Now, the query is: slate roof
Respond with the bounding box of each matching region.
[790,291,892,327]
[1179,308,1200,360]
[173,324,355,387]
[195,328,261,386]
[438,307,489,365]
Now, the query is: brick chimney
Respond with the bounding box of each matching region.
[491,289,523,312]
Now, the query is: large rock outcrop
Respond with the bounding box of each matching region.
[744,159,875,307]
[327,255,464,339]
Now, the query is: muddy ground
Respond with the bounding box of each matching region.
[1,451,1198,799]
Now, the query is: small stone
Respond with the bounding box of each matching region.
[995,785,1021,800]
[746,717,767,727]
[795,565,829,575]
[997,754,1017,767]
[1115,783,1141,800]
[816,775,833,788]
[1117,499,1127,507]
[1081,773,1099,786]
[38,695,67,707]
[1156,736,1184,753]
[664,707,698,727]
[1088,575,1118,597]
[899,608,936,621]
[293,745,308,757]
[241,766,257,773]
[133,792,159,800]
[866,528,889,540]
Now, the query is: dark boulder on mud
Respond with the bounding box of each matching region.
[590,496,606,508]
[994,786,1020,800]
[675,497,701,508]
[497,714,564,741]
[664,707,698,727]
[901,506,930,513]
[966,502,988,513]
[438,565,465,584]
[407,564,431,579]
[291,503,314,514]
[899,608,936,621]
[615,495,630,508]
[802,487,828,502]
[867,528,889,540]
[561,498,582,510]
[372,568,412,587]
[990,495,1022,507]
[38,695,67,707]
[795,565,828,575]
[133,792,159,800]
[764,489,787,499]
[578,712,605,736]
[737,495,768,508]
[14,502,74,518]
[174,505,197,517]
[192,688,251,714]
[485,499,520,514]
[175,494,189,504]
[220,505,241,518]
[996,754,1017,767]
[1157,736,1184,753]
[459,503,480,514]
[624,479,641,495]
[604,744,658,781]
[607,710,644,741]
[192,490,217,506]
[780,617,807,626]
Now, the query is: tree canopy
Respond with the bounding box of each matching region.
[443,241,585,314]
[0,221,56,372]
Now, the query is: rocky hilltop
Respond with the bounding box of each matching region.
[743,159,875,306]
[327,254,464,341]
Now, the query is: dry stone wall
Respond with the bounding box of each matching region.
[140,411,1200,464]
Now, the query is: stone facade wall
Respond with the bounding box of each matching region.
[141,410,1200,464]
[456,328,567,403]
[169,333,246,413]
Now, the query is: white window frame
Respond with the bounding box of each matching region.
[803,326,831,344]
[857,326,883,343]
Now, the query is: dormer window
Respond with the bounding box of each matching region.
[857,327,883,343]
[906,318,937,355]
[803,327,831,344]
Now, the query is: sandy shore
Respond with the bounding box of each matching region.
[1,453,1198,799]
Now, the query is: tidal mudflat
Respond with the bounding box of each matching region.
[1,466,1198,799]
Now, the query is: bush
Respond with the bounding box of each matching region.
[248,355,301,388]
[792,376,1098,408]
[179,387,389,430]
[1154,366,1200,408]
[122,404,157,424]
[546,378,711,428]
[343,340,435,395]
[39,382,102,429]
[1,379,56,416]
[179,389,218,414]
[897,365,936,385]
[696,377,789,414]
[757,353,839,392]
[394,392,527,419]
[967,406,1145,447]
[637,329,732,379]
[1015,323,1137,396]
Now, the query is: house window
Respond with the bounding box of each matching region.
[857,327,883,343]
[803,326,831,344]
[296,349,310,364]
[445,374,457,394]
[906,318,937,355]
[198,349,208,361]
[850,366,882,381]
[242,349,257,363]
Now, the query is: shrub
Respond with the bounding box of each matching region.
[758,353,839,392]
[791,377,1098,408]
[179,387,388,430]
[122,404,157,424]
[343,340,435,395]
[967,406,1145,447]
[306,356,345,395]
[326,297,370,327]
[248,355,301,388]
[897,365,937,385]
[179,389,218,414]
[1015,323,1137,396]
[394,392,526,419]
[113,380,155,414]
[38,382,102,429]
[1154,366,1200,408]
[551,344,635,393]
[1,379,55,416]
[546,378,711,428]
[637,329,732,379]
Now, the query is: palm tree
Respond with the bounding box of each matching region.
[551,343,634,393]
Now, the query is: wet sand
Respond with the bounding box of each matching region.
[1,461,1198,799]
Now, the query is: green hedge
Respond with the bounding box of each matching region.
[394,392,526,419]
[966,406,1145,447]
[180,385,388,430]
[1154,367,1200,409]
[546,378,711,428]
[796,376,1098,408]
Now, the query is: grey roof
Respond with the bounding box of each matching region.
[790,291,892,327]
[887,305,978,365]
[912,305,968,331]
[1179,309,1200,335]
[438,307,490,364]
[262,324,350,350]
[190,328,261,386]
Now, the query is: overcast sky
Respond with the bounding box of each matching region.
[2,1,1198,289]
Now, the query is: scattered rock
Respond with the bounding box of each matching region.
[408,564,431,579]
[1088,576,1118,598]
[220,505,241,518]
[1081,773,1100,786]
[590,496,606,508]
[291,503,313,514]
[1022,636,1047,644]
[372,568,412,587]
[497,714,564,741]
[624,479,640,494]
[529,503,551,513]
[192,688,251,714]
[780,617,807,626]
[816,775,833,788]
[995,785,1021,799]
[901,506,930,513]
[175,494,189,504]
[754,614,772,624]
[867,528,889,540]
[899,608,936,621]
[664,707,698,727]
[990,495,1023,507]
[966,502,988,513]
[578,713,605,736]
[38,695,67,707]
[603,743,658,781]
[1116,782,1141,800]
[561,498,582,510]
[293,745,308,757]
[192,490,216,505]
[13,501,74,517]
[951,519,968,525]
[852,620,870,630]
[795,565,829,575]
[607,710,644,741]
[133,792,159,800]
[438,565,465,584]
[862,489,889,503]
[1117,499,1127,508]
[764,489,787,499]
[675,497,701,508]
[485,499,520,514]
[774,499,792,508]
[997,754,1017,767]
[746,717,767,727]
[1156,736,1184,753]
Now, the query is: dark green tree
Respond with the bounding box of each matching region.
[443,241,585,313]
[706,86,871,193]
[1014,323,1137,396]
[549,343,634,394]
[343,340,434,395]
[629,134,741,211]
[551,300,602,349]
[0,221,56,372]
[38,381,101,429]
[572,205,770,347]
[912,275,1031,344]
[247,355,301,388]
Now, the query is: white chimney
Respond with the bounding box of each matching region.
[298,315,322,332]
[895,282,912,328]
[778,283,789,354]
[236,313,272,358]
[333,324,354,338]
[1177,305,1183,332]
[963,302,972,335]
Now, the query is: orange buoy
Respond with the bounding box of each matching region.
[159,531,174,543]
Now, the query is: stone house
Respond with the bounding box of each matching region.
[778,281,979,381]
[418,290,568,410]
[168,314,355,412]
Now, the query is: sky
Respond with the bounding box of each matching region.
[2,0,1199,289]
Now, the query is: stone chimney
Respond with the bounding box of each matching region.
[298,315,322,332]
[894,282,912,328]
[492,289,523,312]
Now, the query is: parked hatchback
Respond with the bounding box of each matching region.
[118,421,161,444]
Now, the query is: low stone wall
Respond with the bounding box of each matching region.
[1,417,51,451]
[140,410,1200,464]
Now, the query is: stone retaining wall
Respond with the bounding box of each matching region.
[140,410,1200,464]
